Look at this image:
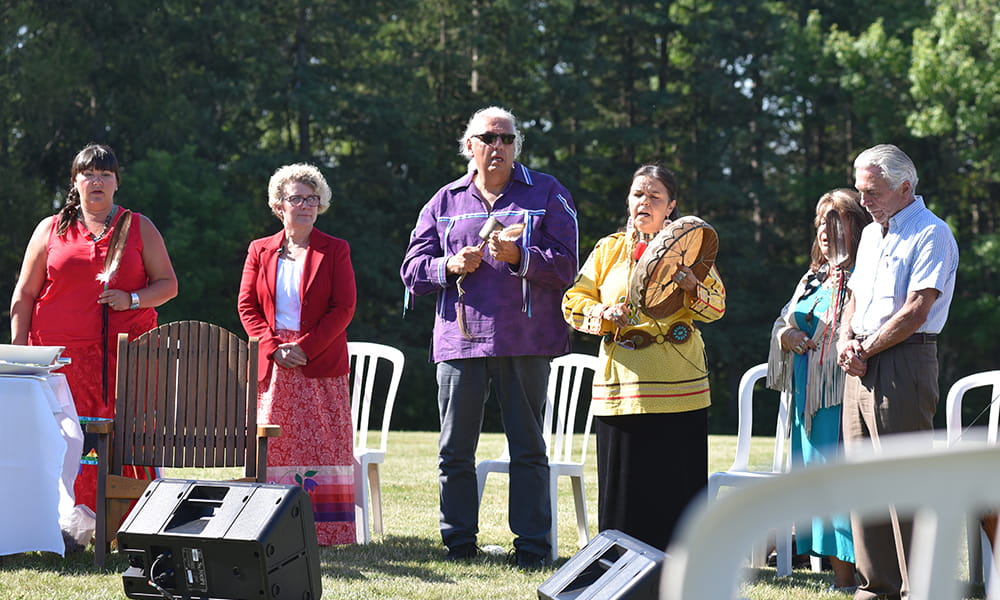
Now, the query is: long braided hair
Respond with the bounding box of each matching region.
[55,144,121,236]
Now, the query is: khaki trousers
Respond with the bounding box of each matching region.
[842,342,939,600]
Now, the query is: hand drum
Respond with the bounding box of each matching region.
[629,216,719,319]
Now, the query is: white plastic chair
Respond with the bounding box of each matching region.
[348,341,405,544]
[945,370,1000,585]
[476,352,601,562]
[706,363,795,576]
[663,433,1000,600]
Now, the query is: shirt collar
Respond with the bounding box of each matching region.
[888,194,925,231]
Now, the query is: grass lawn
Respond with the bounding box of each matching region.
[0,432,987,599]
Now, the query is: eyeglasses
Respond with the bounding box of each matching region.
[473,132,516,146]
[284,194,321,207]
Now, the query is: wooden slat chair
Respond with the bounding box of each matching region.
[87,320,280,566]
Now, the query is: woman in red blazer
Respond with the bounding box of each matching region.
[238,163,357,545]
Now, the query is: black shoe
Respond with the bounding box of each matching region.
[61,530,85,554]
[444,543,480,561]
[511,548,550,570]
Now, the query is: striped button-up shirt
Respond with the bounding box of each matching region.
[848,196,959,336]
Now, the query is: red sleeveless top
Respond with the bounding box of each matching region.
[29,209,157,346]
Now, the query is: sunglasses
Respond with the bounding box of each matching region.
[473,132,516,146]
[284,194,321,207]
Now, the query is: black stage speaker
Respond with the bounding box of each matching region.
[537,530,665,600]
[117,479,321,600]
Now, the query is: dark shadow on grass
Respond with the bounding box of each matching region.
[0,547,129,575]
[745,566,830,591]
[745,567,987,600]
[318,535,451,582]
[319,535,473,582]
[0,534,566,590]
[318,535,564,582]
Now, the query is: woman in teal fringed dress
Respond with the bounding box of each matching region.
[767,188,870,591]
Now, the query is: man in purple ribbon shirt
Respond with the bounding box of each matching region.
[401,106,578,569]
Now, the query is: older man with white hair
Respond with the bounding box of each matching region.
[401,106,578,569]
[837,144,959,600]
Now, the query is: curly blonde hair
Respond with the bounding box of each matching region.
[267,163,332,218]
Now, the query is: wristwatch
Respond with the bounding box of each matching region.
[130,292,140,311]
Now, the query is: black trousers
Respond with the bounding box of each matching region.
[595,409,708,551]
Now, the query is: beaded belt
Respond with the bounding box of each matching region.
[605,323,694,350]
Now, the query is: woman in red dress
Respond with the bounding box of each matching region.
[10,143,178,515]
[238,163,357,545]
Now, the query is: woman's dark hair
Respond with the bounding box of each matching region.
[56,144,121,236]
[631,164,681,220]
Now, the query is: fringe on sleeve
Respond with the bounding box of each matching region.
[766,269,850,436]
[766,273,807,395]
[802,328,846,435]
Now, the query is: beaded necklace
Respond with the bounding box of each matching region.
[84,206,117,243]
[799,263,849,364]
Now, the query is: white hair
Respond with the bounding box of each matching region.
[853,144,919,196]
[458,106,523,161]
[267,163,332,218]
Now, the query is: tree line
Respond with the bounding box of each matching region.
[2,0,996,432]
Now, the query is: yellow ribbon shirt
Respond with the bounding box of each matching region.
[562,231,726,416]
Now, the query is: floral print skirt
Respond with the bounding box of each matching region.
[258,332,356,545]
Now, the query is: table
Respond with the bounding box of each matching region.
[0,372,82,556]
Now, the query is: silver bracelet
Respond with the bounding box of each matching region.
[130,292,140,310]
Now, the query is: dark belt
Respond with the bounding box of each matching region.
[604,323,694,350]
[854,332,937,344]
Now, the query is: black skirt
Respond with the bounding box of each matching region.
[595,409,708,551]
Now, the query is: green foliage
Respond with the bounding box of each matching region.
[905,0,1000,397]
[3,0,999,432]
[909,0,999,151]
[0,164,50,341]
[123,147,256,333]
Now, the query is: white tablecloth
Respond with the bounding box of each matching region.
[0,373,82,556]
